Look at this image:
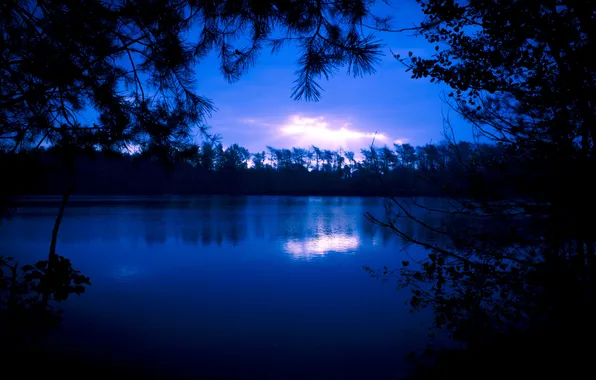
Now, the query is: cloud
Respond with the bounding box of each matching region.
[234,113,412,153]
[240,118,258,125]
[277,114,387,150]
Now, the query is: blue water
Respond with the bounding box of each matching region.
[0,196,435,379]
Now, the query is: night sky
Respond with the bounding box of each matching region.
[193,1,472,154]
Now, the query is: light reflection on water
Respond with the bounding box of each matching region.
[283,234,360,260]
[0,195,443,379]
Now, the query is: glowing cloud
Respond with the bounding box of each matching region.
[278,114,386,149]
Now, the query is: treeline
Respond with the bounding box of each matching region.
[2,140,518,198]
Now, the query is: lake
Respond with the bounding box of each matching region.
[0,195,436,379]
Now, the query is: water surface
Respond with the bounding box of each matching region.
[0,196,434,379]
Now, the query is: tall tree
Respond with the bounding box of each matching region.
[198,141,215,170]
[291,147,309,170]
[366,0,596,370]
[311,145,322,170]
[251,151,266,170]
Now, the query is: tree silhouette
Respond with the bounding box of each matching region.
[3,139,512,197]
[1,0,386,154]
[1,0,388,346]
[365,0,596,376]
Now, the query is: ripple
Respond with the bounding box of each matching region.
[113,266,142,283]
[283,234,360,260]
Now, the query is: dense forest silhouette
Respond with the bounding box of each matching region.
[3,139,520,198]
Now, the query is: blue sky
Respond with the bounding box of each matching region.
[192,1,472,154]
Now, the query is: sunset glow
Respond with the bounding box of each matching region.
[278,114,387,150]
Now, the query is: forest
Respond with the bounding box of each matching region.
[2,0,595,378]
[2,139,521,198]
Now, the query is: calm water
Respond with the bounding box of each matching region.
[0,196,435,379]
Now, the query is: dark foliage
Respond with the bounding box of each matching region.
[1,0,385,155]
[0,254,91,345]
[364,0,596,376]
[1,189,91,347]
[2,139,515,198]
[0,0,388,350]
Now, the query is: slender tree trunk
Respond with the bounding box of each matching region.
[40,147,76,312]
[39,188,72,312]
